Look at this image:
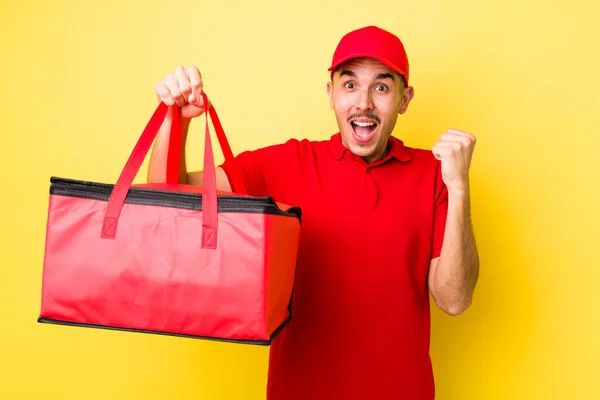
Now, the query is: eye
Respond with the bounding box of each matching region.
[375,84,388,92]
[344,82,356,89]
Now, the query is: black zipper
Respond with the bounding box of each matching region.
[49,177,302,219]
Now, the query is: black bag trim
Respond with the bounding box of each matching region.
[37,315,291,346]
[49,177,301,221]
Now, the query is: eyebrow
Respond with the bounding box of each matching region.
[339,70,356,78]
[376,72,395,81]
[338,70,396,81]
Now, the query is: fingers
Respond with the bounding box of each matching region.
[155,66,204,107]
[155,80,174,106]
[174,66,191,105]
[438,130,476,149]
[164,72,185,106]
[186,66,203,106]
[445,129,476,144]
[440,133,470,147]
[436,138,466,152]
[432,143,453,160]
[433,129,477,160]
[155,72,183,106]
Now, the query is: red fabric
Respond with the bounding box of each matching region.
[166,101,181,183]
[221,133,448,399]
[41,194,299,341]
[328,25,410,85]
[39,99,301,344]
[165,94,248,196]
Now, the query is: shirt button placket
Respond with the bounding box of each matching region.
[363,167,379,210]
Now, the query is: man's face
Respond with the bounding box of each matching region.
[327,58,414,163]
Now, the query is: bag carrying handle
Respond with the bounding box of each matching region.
[101,92,244,249]
[165,97,248,196]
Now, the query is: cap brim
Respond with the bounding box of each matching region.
[328,52,407,82]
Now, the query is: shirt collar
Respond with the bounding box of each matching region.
[329,132,411,163]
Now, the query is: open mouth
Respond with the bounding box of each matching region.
[351,120,378,144]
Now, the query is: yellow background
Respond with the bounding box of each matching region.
[1,0,598,398]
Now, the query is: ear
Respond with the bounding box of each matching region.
[327,81,334,109]
[398,86,414,115]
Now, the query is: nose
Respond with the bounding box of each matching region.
[355,88,374,111]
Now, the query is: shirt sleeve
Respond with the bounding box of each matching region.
[219,139,300,198]
[431,163,448,259]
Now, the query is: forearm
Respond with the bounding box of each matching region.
[147,107,192,184]
[430,187,479,315]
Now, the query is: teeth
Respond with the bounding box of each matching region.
[353,121,376,127]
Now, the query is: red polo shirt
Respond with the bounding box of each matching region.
[221,133,448,400]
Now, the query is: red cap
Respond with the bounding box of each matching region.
[328,26,410,85]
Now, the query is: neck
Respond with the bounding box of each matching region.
[362,139,391,164]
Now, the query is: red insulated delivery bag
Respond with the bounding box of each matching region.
[38,93,302,345]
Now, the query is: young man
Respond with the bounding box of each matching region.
[148,26,479,400]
